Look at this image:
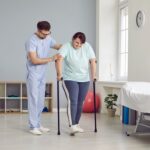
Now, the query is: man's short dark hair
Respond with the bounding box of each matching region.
[37,21,51,31]
[72,32,86,44]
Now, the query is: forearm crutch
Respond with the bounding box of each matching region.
[55,58,62,135]
[57,77,63,135]
[93,79,97,132]
[57,79,60,135]
[90,59,97,132]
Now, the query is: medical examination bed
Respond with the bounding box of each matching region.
[119,82,150,136]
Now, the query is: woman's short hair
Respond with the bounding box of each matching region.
[37,21,51,31]
[72,32,86,44]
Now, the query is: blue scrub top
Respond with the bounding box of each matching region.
[25,34,56,78]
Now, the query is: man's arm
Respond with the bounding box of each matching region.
[28,51,55,65]
[52,44,62,50]
[90,58,97,80]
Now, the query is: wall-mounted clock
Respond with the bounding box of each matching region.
[136,10,145,28]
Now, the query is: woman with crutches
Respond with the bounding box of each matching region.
[55,32,96,135]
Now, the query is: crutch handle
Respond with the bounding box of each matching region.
[93,78,97,82]
[57,76,63,81]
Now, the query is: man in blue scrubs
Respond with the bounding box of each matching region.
[25,21,61,135]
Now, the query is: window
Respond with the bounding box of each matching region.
[119,3,128,80]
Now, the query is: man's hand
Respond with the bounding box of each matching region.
[53,44,62,50]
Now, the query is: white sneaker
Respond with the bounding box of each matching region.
[39,126,50,133]
[30,128,42,135]
[76,124,84,133]
[70,125,79,135]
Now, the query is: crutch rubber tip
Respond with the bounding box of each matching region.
[126,132,130,136]
[57,132,60,135]
[70,133,75,136]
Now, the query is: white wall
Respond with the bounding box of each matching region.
[96,0,118,81]
[96,0,119,113]
[128,0,150,81]
[0,0,96,108]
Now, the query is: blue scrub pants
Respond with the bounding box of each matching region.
[26,74,46,129]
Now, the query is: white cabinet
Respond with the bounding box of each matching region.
[0,82,53,113]
[97,81,126,115]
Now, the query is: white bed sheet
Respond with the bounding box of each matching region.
[118,82,150,113]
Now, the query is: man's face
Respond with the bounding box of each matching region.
[72,38,82,49]
[38,30,50,39]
